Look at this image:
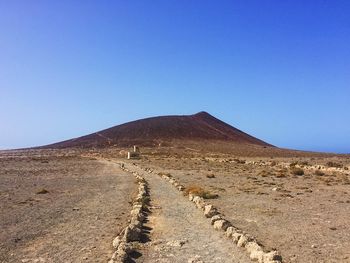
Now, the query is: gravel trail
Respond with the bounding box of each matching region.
[131,166,251,263]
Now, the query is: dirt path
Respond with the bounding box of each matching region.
[130,166,251,263]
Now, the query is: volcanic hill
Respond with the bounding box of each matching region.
[43,111,273,148]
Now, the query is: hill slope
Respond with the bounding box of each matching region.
[43,111,273,148]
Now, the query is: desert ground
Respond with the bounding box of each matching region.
[1,146,350,263]
[0,150,136,263]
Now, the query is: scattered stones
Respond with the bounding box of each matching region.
[141,164,283,263]
[109,163,150,263]
[166,239,188,247]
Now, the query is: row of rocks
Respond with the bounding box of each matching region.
[109,164,149,263]
[145,168,283,263]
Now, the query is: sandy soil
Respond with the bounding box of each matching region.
[1,147,349,263]
[137,155,350,263]
[0,150,136,263]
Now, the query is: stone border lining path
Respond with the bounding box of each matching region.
[108,164,149,263]
[140,166,283,263]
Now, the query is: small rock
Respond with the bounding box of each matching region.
[124,225,141,242]
[178,185,185,191]
[250,250,264,261]
[166,239,188,247]
[263,250,282,263]
[245,241,263,253]
[204,204,218,218]
[232,232,242,244]
[112,236,121,248]
[226,226,235,238]
[237,235,250,247]
[213,219,231,231]
[210,215,222,225]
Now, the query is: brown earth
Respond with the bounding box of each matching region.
[132,152,350,263]
[2,107,350,263]
[1,147,350,263]
[0,150,136,263]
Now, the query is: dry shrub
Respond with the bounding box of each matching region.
[290,162,298,167]
[315,170,325,176]
[184,186,218,199]
[258,170,268,177]
[234,158,246,164]
[158,172,172,178]
[326,161,343,168]
[291,167,304,176]
[275,171,287,178]
[206,174,216,178]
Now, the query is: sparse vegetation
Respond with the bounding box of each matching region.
[289,162,298,167]
[315,170,325,176]
[233,158,246,164]
[326,161,343,168]
[258,170,268,177]
[158,172,172,178]
[184,186,218,199]
[291,167,304,176]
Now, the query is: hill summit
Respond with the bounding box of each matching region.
[44,111,272,148]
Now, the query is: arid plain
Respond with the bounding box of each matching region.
[1,145,349,263]
[1,113,349,263]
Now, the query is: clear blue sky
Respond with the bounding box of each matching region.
[0,1,349,153]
